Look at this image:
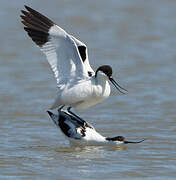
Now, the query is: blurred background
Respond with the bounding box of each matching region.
[0,0,176,179]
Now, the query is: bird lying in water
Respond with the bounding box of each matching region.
[47,107,145,146]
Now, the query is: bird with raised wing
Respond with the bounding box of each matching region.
[21,6,127,117]
[47,107,145,146]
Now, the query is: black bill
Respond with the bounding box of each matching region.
[124,139,146,144]
[109,77,128,94]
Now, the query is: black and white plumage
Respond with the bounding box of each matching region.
[21,6,94,82]
[47,109,145,146]
[21,6,127,113]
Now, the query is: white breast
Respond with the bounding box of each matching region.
[68,127,107,146]
[51,76,111,110]
[82,128,105,142]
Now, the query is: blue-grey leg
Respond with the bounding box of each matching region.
[67,107,86,125]
[57,105,65,112]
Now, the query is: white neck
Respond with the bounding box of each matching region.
[95,71,109,85]
[92,71,111,98]
[79,127,123,145]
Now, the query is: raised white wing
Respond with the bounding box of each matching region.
[21,6,93,85]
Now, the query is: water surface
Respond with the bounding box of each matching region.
[0,0,176,179]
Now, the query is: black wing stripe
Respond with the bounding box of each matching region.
[78,46,86,62]
[58,115,71,137]
[24,27,48,46]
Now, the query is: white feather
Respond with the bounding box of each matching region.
[40,25,88,84]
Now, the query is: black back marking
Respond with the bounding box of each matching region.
[78,46,86,62]
[21,6,54,47]
[59,111,87,138]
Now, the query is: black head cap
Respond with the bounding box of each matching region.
[95,65,112,77]
[106,136,125,142]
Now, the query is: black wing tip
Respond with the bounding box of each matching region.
[20,5,32,14]
[24,5,30,10]
[24,5,36,13]
[21,5,54,28]
[47,111,60,127]
[23,26,27,31]
[23,5,54,25]
[47,110,52,116]
[21,5,52,47]
[21,5,34,16]
[21,10,26,15]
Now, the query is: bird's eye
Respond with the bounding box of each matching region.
[88,71,93,77]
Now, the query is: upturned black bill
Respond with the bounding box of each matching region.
[109,77,128,94]
[124,139,145,144]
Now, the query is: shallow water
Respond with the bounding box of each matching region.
[0,0,176,179]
